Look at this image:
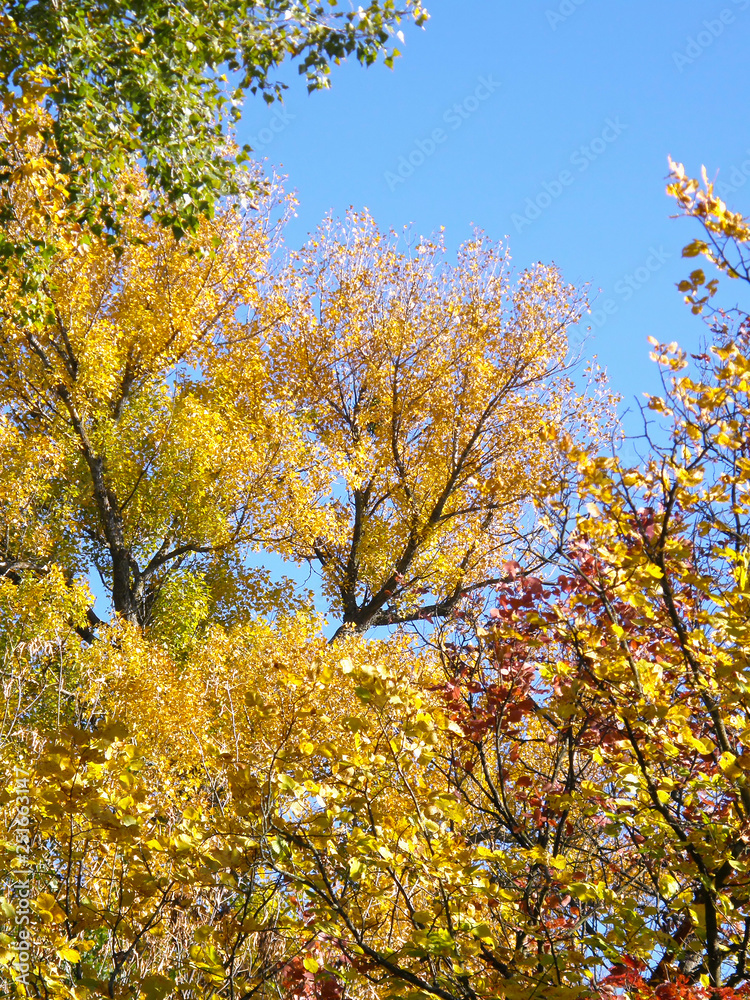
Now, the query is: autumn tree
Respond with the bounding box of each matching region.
[0,156,305,635]
[542,332,750,997]
[264,213,606,635]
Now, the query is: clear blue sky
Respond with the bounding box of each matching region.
[238,0,750,418]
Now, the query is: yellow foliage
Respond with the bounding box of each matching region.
[0,118,628,1000]
[264,212,613,630]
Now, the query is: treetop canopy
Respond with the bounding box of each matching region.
[0,0,428,235]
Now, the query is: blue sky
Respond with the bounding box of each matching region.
[238,0,750,419]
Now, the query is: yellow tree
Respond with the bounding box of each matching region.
[265,213,608,635]
[0,156,308,634]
